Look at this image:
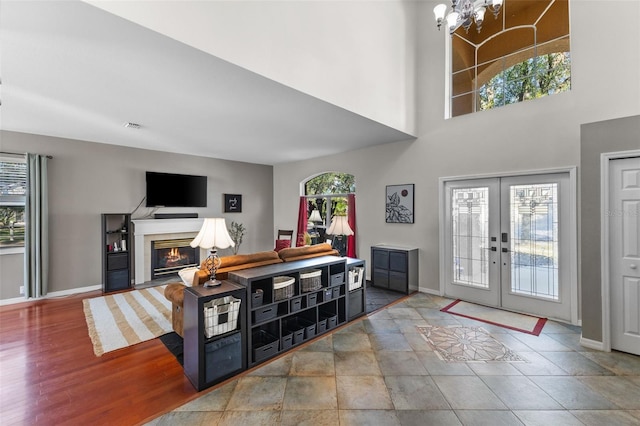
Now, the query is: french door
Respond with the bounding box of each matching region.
[443,172,574,322]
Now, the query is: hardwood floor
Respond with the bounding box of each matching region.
[0,290,198,425]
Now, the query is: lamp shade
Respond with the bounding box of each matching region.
[326,215,354,236]
[308,209,322,223]
[190,218,235,249]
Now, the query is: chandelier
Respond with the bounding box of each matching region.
[434,0,503,35]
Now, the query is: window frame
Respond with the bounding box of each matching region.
[0,155,27,254]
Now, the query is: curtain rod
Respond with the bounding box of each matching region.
[0,151,53,159]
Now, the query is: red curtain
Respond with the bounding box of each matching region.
[296,196,308,247]
[347,194,356,257]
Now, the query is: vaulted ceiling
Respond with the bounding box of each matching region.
[0,1,414,165]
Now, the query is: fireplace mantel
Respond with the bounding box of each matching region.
[132,218,203,284]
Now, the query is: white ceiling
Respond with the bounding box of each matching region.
[0,0,413,166]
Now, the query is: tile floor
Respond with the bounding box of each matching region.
[148,292,640,426]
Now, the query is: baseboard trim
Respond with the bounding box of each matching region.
[580,336,606,351]
[419,287,442,296]
[0,285,101,306]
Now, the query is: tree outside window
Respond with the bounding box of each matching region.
[0,159,27,248]
[449,0,570,117]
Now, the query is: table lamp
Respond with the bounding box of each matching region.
[327,215,354,256]
[190,218,235,287]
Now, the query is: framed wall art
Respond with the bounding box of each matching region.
[386,184,414,223]
[224,194,242,213]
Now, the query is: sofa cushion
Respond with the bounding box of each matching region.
[178,266,199,286]
[277,243,339,262]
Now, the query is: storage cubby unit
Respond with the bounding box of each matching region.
[346,258,366,321]
[371,245,418,294]
[101,213,132,293]
[183,281,247,391]
[229,256,350,367]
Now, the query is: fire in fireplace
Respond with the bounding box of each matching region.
[151,238,200,280]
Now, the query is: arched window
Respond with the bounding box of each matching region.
[298,172,356,256]
[450,0,570,117]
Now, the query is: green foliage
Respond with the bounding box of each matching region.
[305,173,355,196]
[0,206,25,246]
[228,221,246,255]
[479,52,571,111]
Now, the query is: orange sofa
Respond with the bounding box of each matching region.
[164,243,339,336]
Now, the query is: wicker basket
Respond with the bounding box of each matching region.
[300,269,322,293]
[348,267,364,291]
[273,276,295,301]
[204,296,241,338]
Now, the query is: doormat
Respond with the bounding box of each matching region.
[83,285,172,356]
[417,325,526,362]
[441,299,547,336]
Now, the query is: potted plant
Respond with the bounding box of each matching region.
[228,221,246,255]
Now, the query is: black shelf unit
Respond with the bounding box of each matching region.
[346,258,366,321]
[371,245,418,294]
[101,213,132,293]
[229,256,350,368]
[183,281,247,391]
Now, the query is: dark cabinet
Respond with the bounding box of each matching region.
[101,213,132,293]
[346,258,366,320]
[371,245,418,294]
[183,281,247,391]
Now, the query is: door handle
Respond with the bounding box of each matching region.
[631,264,638,270]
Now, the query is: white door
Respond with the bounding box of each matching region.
[444,173,573,322]
[610,157,640,355]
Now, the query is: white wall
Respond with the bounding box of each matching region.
[273,1,640,339]
[86,0,418,136]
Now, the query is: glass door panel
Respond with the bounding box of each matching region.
[500,173,572,322]
[452,187,490,288]
[509,182,559,300]
[444,179,500,307]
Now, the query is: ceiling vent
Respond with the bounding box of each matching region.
[123,122,141,129]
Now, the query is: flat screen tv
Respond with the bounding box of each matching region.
[146,171,207,207]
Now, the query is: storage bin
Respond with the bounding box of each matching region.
[321,311,338,329]
[251,290,264,308]
[331,286,341,299]
[253,305,277,323]
[204,296,241,338]
[323,287,333,301]
[348,267,364,291]
[300,269,322,292]
[290,328,304,344]
[281,332,293,351]
[330,272,345,286]
[273,276,295,301]
[205,332,242,383]
[290,296,302,312]
[317,318,327,334]
[307,293,318,307]
[252,330,279,363]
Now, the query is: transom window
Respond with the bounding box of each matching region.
[450,0,571,117]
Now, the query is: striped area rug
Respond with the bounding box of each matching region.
[83,286,172,356]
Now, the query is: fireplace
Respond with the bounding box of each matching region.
[151,238,200,280]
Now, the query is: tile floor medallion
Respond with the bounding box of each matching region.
[418,325,527,362]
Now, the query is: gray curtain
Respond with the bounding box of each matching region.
[24,154,49,298]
